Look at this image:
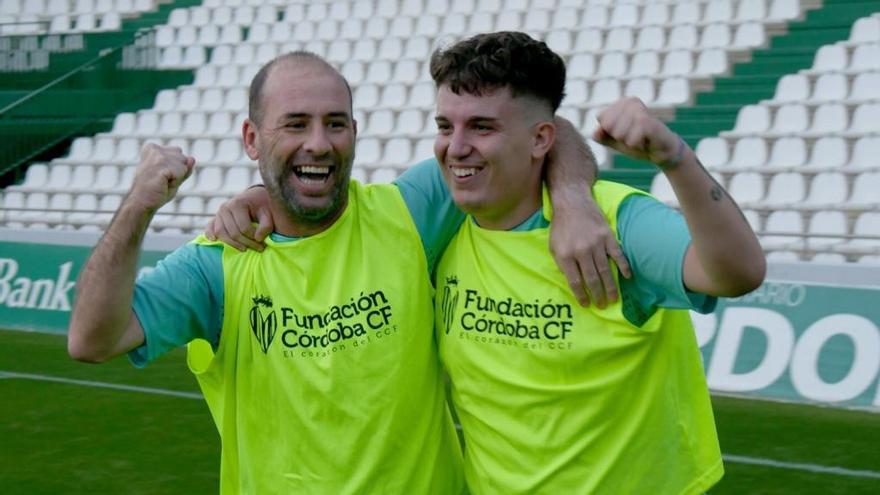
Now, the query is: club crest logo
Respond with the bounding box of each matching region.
[440,275,460,334]
[249,295,277,354]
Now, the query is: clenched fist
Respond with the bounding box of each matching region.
[593,98,683,168]
[129,143,195,212]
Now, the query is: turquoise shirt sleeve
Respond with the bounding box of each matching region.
[617,195,717,314]
[128,243,224,368]
[393,158,466,272]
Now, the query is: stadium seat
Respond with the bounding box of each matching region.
[850,44,880,72]
[810,44,848,73]
[850,73,880,101]
[850,137,880,170]
[836,212,880,255]
[772,74,810,103]
[91,137,117,164]
[623,78,655,104]
[849,172,880,209]
[847,104,880,136]
[805,136,848,171]
[704,0,733,23]
[849,16,880,43]
[767,136,807,170]
[221,166,251,193]
[702,24,732,48]
[696,137,729,169]
[597,52,628,78]
[605,28,633,52]
[591,79,621,106]
[662,50,694,76]
[672,1,700,24]
[630,52,660,78]
[695,49,727,76]
[728,172,765,205]
[21,163,50,190]
[573,29,602,53]
[641,4,669,26]
[812,73,849,102]
[804,103,849,137]
[656,78,690,106]
[807,211,849,251]
[770,0,800,20]
[803,172,848,208]
[356,138,381,166]
[737,0,767,21]
[581,5,608,28]
[609,4,638,27]
[550,7,579,31]
[635,27,665,51]
[733,22,766,48]
[383,138,413,165]
[728,137,768,170]
[760,172,806,208]
[761,210,805,251]
[769,104,809,136]
[669,25,698,50]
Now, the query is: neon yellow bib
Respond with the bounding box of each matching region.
[190,181,464,494]
[436,181,722,494]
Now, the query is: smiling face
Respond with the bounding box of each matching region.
[434,85,555,230]
[243,59,356,235]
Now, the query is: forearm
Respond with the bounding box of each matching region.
[665,145,766,295]
[68,200,153,362]
[545,117,597,209]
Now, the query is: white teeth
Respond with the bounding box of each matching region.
[300,177,325,185]
[300,166,330,174]
[452,167,479,177]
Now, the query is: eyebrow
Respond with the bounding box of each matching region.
[281,112,351,120]
[434,115,499,123]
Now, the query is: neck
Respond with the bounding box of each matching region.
[473,187,542,231]
[270,200,347,237]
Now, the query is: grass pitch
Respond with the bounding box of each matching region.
[1,329,878,494]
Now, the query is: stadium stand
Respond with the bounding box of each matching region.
[0,0,878,263]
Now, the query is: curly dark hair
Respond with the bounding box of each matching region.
[429,31,566,113]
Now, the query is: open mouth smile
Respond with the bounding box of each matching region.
[293,165,332,185]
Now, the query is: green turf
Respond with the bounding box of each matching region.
[0,330,218,494]
[1,329,878,494]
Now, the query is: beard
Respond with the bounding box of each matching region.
[261,154,353,226]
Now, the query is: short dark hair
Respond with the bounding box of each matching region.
[248,51,353,125]
[429,31,566,112]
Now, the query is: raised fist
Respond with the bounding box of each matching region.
[129,143,195,212]
[593,98,682,168]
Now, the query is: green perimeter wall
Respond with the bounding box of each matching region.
[1,239,878,410]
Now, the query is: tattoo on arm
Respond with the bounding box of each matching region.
[696,157,753,226]
[695,157,725,202]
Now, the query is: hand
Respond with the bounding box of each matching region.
[550,194,631,309]
[129,143,194,212]
[205,185,274,251]
[593,98,681,167]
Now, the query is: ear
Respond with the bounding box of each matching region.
[242,118,260,160]
[531,120,556,161]
[352,117,358,138]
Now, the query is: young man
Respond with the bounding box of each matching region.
[430,32,765,493]
[68,51,614,494]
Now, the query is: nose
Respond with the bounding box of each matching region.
[304,125,332,155]
[445,128,471,161]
